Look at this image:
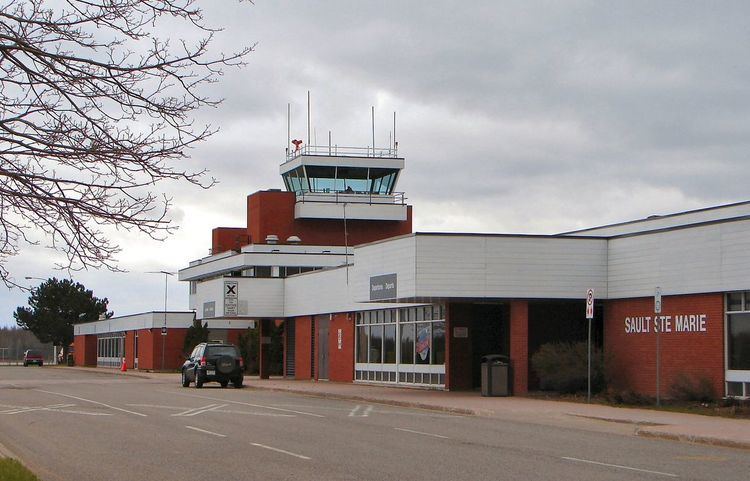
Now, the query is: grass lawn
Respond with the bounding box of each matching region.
[0,458,40,481]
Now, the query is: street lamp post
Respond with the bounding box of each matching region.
[148,271,175,371]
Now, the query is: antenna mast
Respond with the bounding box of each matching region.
[371,106,375,156]
[307,91,311,147]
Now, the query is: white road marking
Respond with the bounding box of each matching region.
[185,426,226,438]
[214,409,294,417]
[125,403,294,417]
[394,427,449,439]
[164,391,325,418]
[250,442,311,460]
[2,403,74,415]
[561,457,678,478]
[1,402,112,417]
[184,404,228,417]
[35,389,147,417]
[348,404,373,417]
[126,404,187,411]
[172,404,218,417]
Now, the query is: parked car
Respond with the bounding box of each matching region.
[23,349,44,367]
[181,341,244,388]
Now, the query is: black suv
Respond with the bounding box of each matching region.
[181,342,244,388]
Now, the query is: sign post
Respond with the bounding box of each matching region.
[655,287,662,406]
[585,288,594,403]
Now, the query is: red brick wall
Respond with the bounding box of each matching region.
[138,328,154,370]
[125,331,135,369]
[328,313,354,382]
[294,316,313,380]
[447,303,473,391]
[510,301,529,395]
[73,335,97,367]
[604,293,725,398]
[212,227,250,255]
[247,190,412,247]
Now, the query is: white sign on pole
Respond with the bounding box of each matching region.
[655,287,662,314]
[224,280,238,317]
[586,288,595,319]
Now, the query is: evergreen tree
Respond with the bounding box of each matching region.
[14,278,110,353]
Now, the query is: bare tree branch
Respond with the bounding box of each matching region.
[0,0,253,286]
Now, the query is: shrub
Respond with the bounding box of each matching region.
[237,328,259,374]
[604,387,653,405]
[182,319,209,357]
[531,341,605,394]
[669,373,715,403]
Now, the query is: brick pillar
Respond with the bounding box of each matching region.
[259,319,271,379]
[510,300,529,395]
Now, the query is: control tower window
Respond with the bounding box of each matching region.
[334,166,368,193]
[368,168,397,194]
[283,167,308,193]
[305,166,337,192]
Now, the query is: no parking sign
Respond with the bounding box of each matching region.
[585,288,594,319]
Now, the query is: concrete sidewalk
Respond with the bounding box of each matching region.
[67,366,750,450]
[240,378,750,450]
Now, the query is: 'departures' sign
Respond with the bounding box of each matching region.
[370,273,397,301]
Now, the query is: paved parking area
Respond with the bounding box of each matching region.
[1,367,749,481]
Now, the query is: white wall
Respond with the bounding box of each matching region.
[351,235,418,302]
[564,201,750,237]
[193,277,285,319]
[74,312,196,335]
[283,266,418,317]
[608,218,750,298]
[414,235,608,299]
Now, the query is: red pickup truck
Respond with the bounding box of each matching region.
[23,349,44,367]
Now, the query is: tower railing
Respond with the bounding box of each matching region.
[294,190,405,205]
[285,145,399,162]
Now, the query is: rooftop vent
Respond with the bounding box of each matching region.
[286,235,302,244]
[265,234,279,244]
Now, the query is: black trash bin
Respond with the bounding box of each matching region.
[66,353,74,366]
[481,354,510,396]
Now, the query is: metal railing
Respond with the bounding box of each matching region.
[285,145,399,162]
[295,189,405,205]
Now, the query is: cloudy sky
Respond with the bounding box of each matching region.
[3,1,750,327]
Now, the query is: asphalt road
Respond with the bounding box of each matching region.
[0,367,747,481]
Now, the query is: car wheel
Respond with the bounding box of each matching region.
[181,370,190,387]
[233,377,244,389]
[194,369,203,388]
[220,380,228,388]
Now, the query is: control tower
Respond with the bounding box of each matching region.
[280,144,408,222]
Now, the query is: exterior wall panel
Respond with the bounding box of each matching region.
[415,236,608,299]
[608,219,750,298]
[193,277,284,319]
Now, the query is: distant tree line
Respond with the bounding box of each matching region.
[0,326,53,362]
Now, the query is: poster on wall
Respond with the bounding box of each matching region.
[416,324,431,364]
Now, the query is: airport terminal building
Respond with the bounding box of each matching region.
[75,145,750,399]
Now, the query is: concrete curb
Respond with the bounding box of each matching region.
[0,441,15,459]
[245,384,480,416]
[635,428,750,451]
